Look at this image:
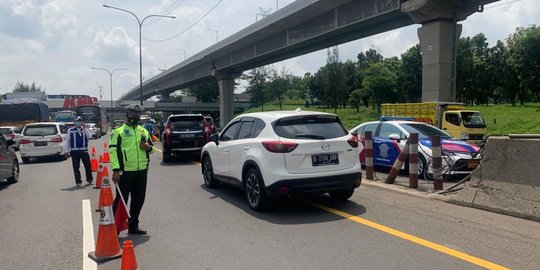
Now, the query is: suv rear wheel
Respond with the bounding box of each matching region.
[244,167,268,211]
[7,159,19,184]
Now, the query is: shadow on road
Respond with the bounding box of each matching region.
[201,184,366,225]
[0,181,12,191]
[60,185,85,191]
[159,153,201,167]
[19,156,67,165]
[118,235,151,247]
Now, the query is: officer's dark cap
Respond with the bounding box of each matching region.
[126,104,143,114]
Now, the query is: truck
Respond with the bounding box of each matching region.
[0,98,49,129]
[380,102,486,145]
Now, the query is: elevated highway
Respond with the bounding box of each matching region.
[119,0,499,127]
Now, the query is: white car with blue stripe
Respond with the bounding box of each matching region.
[350,120,481,178]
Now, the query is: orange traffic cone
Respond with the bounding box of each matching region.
[94,162,103,189]
[91,147,98,172]
[89,167,122,262]
[103,143,110,163]
[121,240,138,270]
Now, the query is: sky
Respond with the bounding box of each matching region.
[0,0,538,100]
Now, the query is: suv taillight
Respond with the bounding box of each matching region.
[5,134,15,140]
[19,139,32,144]
[262,141,298,153]
[347,135,358,148]
[50,136,63,143]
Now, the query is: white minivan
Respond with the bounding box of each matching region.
[19,122,69,163]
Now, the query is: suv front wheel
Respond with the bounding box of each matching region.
[244,167,268,211]
[202,156,218,188]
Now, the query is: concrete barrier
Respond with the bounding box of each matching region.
[446,136,540,221]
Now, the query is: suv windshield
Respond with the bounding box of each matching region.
[24,125,58,136]
[400,123,452,139]
[0,128,10,135]
[461,112,486,128]
[273,115,348,139]
[169,116,205,132]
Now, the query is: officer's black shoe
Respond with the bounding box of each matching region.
[128,228,147,235]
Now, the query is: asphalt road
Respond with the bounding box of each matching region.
[1,137,539,270]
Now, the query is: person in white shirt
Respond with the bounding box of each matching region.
[65,116,93,187]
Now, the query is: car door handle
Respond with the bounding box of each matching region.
[224,149,230,153]
[244,146,250,151]
[443,128,447,130]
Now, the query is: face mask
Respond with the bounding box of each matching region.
[75,121,82,127]
[127,116,140,126]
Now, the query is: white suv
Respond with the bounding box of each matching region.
[19,122,68,163]
[201,110,362,210]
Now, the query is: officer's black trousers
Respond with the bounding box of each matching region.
[70,151,93,185]
[113,169,148,229]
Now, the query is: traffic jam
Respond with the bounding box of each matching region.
[0,95,497,269]
[1,95,485,206]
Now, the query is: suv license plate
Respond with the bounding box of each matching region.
[312,153,339,166]
[34,141,47,147]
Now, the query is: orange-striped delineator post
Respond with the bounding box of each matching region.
[432,135,443,190]
[103,143,110,163]
[408,133,419,189]
[385,137,411,184]
[94,163,103,189]
[90,147,98,172]
[89,167,122,262]
[365,131,374,180]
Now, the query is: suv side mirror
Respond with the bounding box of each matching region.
[210,133,219,145]
[388,134,401,141]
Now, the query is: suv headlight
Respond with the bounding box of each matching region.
[460,133,469,140]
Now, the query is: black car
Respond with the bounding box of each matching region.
[161,114,211,163]
[0,135,19,184]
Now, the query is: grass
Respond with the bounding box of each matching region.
[469,103,540,136]
[241,103,540,135]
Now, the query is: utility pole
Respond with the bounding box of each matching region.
[98,85,103,101]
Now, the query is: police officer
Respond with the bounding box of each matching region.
[65,116,93,187]
[110,104,154,235]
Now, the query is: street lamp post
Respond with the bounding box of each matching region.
[207,28,218,44]
[91,67,128,121]
[103,4,175,105]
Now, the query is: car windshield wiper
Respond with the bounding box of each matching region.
[294,134,325,139]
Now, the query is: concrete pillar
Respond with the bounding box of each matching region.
[402,0,481,102]
[217,78,235,128]
[211,69,240,128]
[417,20,462,102]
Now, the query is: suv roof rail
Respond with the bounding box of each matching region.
[379,116,415,121]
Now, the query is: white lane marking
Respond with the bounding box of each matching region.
[82,199,97,270]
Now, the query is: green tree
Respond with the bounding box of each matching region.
[244,67,269,110]
[506,25,540,105]
[362,62,398,110]
[326,46,347,113]
[400,44,422,102]
[13,81,46,93]
[184,80,219,103]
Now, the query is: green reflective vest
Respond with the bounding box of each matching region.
[109,124,154,172]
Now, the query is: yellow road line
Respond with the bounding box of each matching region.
[309,202,510,270]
